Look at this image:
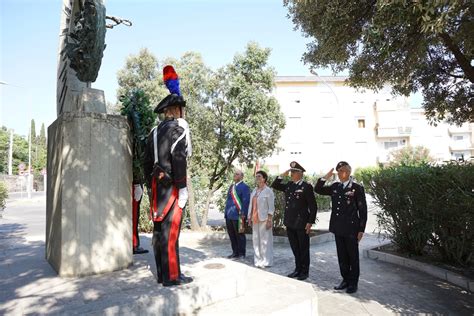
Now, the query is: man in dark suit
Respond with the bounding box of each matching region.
[271,161,317,281]
[314,161,367,294]
[224,169,251,260]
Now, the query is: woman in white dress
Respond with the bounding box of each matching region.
[248,170,275,268]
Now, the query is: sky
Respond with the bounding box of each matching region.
[0,0,422,137]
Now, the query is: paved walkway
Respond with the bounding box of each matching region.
[1,194,473,315]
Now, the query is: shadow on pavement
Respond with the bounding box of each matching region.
[193,231,474,315]
[1,221,473,315]
[0,232,211,315]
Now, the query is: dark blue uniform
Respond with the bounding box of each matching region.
[271,177,317,277]
[314,177,367,288]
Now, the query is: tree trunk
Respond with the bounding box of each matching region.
[439,32,474,83]
[201,188,214,230]
[187,176,201,230]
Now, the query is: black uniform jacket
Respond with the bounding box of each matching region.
[143,118,188,220]
[271,177,318,230]
[314,177,367,237]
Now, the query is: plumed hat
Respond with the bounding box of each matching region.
[154,65,186,113]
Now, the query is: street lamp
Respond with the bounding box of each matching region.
[309,69,340,105]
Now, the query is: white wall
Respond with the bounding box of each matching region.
[264,77,473,174]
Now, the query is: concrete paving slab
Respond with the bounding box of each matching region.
[197,264,317,315]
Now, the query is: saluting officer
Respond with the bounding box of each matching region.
[271,161,317,281]
[314,161,367,294]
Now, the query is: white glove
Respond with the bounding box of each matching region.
[178,187,188,209]
[133,184,143,202]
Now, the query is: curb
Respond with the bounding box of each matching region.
[364,244,473,293]
[181,231,335,245]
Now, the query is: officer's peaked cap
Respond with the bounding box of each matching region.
[290,161,306,172]
[336,161,351,171]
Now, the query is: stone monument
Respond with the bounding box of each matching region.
[46,0,133,276]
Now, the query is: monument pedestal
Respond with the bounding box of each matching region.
[46,111,133,277]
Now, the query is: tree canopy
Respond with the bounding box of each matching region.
[285,0,473,125]
[115,43,285,229]
[388,145,434,166]
[0,126,35,175]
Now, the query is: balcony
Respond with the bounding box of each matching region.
[448,125,472,135]
[374,99,409,112]
[376,126,412,138]
[449,142,474,151]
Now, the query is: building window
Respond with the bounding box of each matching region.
[454,135,463,141]
[357,119,366,128]
[384,141,398,150]
[453,153,465,161]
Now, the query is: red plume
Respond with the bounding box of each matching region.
[163,65,178,81]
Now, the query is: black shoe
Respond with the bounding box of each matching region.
[179,274,193,284]
[133,247,149,255]
[157,278,163,284]
[287,271,300,278]
[346,285,358,294]
[162,275,194,287]
[297,273,308,281]
[334,280,349,290]
[235,255,246,260]
[162,280,180,287]
[226,254,238,259]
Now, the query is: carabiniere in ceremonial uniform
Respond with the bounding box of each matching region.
[314,161,367,294]
[271,161,317,281]
[143,65,193,287]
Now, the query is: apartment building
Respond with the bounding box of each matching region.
[264,76,473,174]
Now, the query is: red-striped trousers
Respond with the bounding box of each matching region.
[152,200,183,283]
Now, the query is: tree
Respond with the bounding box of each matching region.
[388,145,434,167]
[159,52,216,230]
[12,134,28,175]
[0,126,47,179]
[285,0,473,125]
[39,123,46,147]
[196,42,286,229]
[0,127,9,174]
[30,119,36,142]
[116,49,214,230]
[115,44,285,230]
[116,48,168,106]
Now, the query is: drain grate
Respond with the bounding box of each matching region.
[203,263,225,269]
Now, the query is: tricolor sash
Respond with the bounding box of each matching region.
[230,184,245,233]
[230,184,242,212]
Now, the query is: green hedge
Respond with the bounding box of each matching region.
[272,174,331,229]
[353,166,379,194]
[0,181,7,210]
[366,163,474,266]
